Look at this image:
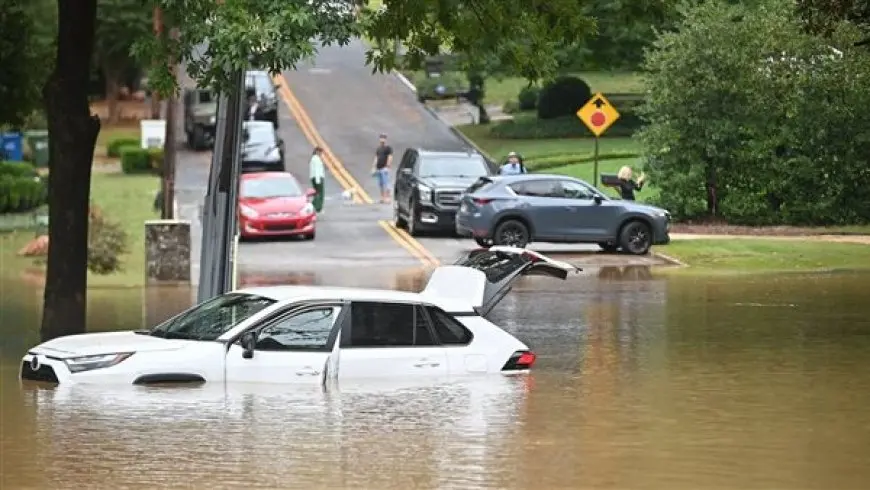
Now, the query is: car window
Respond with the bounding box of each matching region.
[244,124,275,145]
[556,180,596,200]
[241,176,302,198]
[197,90,214,104]
[418,156,489,178]
[150,293,275,341]
[425,306,472,345]
[255,306,341,351]
[509,179,560,197]
[466,177,495,194]
[349,302,433,347]
[246,73,274,96]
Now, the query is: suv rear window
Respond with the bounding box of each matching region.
[466,177,495,194]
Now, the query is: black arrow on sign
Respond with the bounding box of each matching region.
[592,97,606,108]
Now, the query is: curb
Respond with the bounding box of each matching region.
[392,70,417,93]
[652,251,686,267]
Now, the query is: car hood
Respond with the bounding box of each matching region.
[418,175,483,190]
[192,103,217,117]
[29,331,189,358]
[242,142,280,162]
[240,195,308,214]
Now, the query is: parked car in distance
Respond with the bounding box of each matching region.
[245,69,280,128]
[20,247,579,386]
[241,121,285,172]
[394,149,494,235]
[238,172,317,240]
[183,88,217,150]
[455,174,671,255]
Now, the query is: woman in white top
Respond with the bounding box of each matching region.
[309,146,326,212]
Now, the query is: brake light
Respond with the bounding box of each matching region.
[472,197,493,205]
[501,350,536,371]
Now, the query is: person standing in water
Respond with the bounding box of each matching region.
[616,165,646,201]
[309,146,326,213]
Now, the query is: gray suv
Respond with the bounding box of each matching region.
[455,174,671,254]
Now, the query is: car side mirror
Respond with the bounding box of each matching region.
[242,128,250,142]
[401,168,412,176]
[277,138,284,148]
[593,195,603,205]
[240,331,257,359]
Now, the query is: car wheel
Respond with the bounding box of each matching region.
[407,200,420,236]
[192,126,206,151]
[474,237,493,248]
[619,220,653,255]
[493,219,530,248]
[303,232,315,240]
[185,130,193,149]
[393,200,407,229]
[598,241,619,253]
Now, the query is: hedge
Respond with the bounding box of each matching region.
[0,161,47,213]
[120,147,163,174]
[525,151,642,172]
[490,110,643,139]
[107,137,141,158]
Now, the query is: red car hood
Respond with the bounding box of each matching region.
[240,196,307,214]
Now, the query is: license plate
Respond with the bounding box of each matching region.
[460,203,468,212]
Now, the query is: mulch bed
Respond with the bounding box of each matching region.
[670,221,866,236]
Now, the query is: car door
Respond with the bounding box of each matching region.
[394,150,413,209]
[508,179,572,240]
[337,301,448,381]
[224,302,346,384]
[559,180,620,240]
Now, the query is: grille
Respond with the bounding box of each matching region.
[435,190,463,208]
[264,223,299,231]
[21,361,60,383]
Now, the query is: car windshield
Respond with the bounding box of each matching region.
[242,176,302,199]
[419,156,489,178]
[244,125,275,146]
[197,90,214,103]
[246,73,273,97]
[148,293,276,341]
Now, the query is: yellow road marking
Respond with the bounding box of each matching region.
[273,71,442,267]
[273,73,373,204]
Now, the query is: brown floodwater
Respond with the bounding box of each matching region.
[1,267,869,489]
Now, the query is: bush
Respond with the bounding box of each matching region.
[120,147,152,174]
[517,85,540,111]
[502,100,520,114]
[525,152,642,172]
[107,138,140,157]
[147,148,164,174]
[0,161,46,213]
[87,205,128,275]
[639,0,870,225]
[537,76,591,120]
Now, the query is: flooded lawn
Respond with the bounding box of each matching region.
[1,268,869,489]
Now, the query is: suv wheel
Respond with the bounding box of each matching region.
[393,201,407,229]
[493,219,530,248]
[192,126,206,151]
[407,200,420,236]
[474,237,492,248]
[619,220,652,255]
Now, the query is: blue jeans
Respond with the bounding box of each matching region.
[374,168,390,193]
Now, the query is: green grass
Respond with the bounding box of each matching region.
[96,125,140,149]
[655,239,870,274]
[456,123,640,160]
[0,172,160,288]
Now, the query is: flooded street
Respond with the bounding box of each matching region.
[2,269,870,489]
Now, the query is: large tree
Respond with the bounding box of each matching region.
[39,0,593,341]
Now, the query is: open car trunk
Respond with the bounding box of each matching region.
[421,246,581,316]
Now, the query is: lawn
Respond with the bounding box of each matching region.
[655,239,870,274]
[456,124,640,160]
[0,172,160,288]
[96,125,140,149]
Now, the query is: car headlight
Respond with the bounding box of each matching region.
[64,353,134,373]
[239,205,259,218]
[417,184,433,203]
[301,203,315,215]
[209,115,216,124]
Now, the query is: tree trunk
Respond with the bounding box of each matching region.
[40,0,101,342]
[706,164,719,216]
[104,66,122,125]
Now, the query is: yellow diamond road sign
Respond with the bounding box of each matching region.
[577,92,620,137]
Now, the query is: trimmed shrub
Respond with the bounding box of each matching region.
[517,85,540,111]
[87,205,128,275]
[537,76,591,120]
[525,152,642,172]
[120,147,152,174]
[107,137,140,157]
[147,147,165,174]
[491,108,644,140]
[502,100,520,114]
[0,161,46,213]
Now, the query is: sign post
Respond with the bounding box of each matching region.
[577,93,620,188]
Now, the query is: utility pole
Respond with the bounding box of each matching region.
[162,61,177,219]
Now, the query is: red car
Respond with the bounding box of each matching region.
[238,172,317,240]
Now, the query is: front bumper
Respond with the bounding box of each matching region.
[240,214,316,237]
[241,160,283,172]
[414,204,458,230]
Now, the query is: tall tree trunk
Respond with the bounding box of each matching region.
[104,66,122,125]
[40,0,100,342]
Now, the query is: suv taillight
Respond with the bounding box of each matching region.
[472,197,493,205]
[501,350,536,371]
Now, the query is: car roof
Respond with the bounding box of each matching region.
[243,120,274,130]
[415,149,483,159]
[233,285,470,312]
[494,173,584,183]
[240,171,300,181]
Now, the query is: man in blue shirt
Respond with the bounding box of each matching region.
[500,151,526,175]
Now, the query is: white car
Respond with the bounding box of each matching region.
[20,247,580,386]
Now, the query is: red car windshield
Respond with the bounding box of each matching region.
[241,176,302,199]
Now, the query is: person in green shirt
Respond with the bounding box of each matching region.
[309,146,326,213]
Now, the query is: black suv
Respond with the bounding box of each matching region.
[393,149,494,235]
[245,69,280,128]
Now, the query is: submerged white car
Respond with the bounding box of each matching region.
[21,247,579,386]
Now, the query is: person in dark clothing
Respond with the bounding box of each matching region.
[244,87,260,121]
[371,133,393,203]
[617,165,646,201]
